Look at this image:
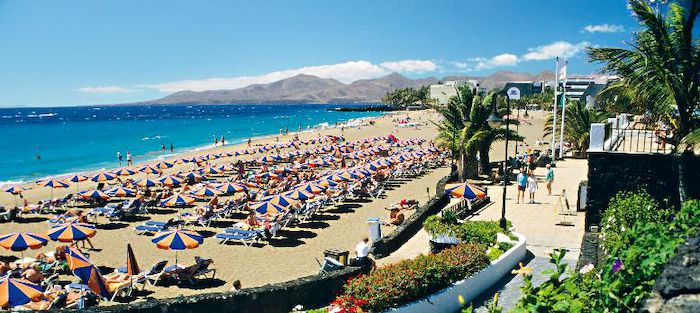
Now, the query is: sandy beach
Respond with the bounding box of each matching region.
[0,109,450,301]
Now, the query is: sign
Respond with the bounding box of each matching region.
[507,87,521,100]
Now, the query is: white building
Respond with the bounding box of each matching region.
[429,80,480,105]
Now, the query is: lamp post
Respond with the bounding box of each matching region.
[486,90,510,230]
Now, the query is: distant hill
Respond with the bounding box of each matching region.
[136,70,555,105]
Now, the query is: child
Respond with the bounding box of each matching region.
[527,170,538,204]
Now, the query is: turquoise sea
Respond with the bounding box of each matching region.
[0,104,381,185]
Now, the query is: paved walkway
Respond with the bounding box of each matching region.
[377,158,588,311]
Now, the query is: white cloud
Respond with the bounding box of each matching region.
[379,60,438,73]
[475,53,519,70]
[78,86,133,93]
[522,41,590,61]
[583,24,625,33]
[146,60,437,93]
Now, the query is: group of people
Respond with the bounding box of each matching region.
[116,151,134,167]
[515,163,554,204]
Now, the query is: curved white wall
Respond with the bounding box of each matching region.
[386,232,527,313]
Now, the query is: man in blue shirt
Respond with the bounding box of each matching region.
[516,168,528,204]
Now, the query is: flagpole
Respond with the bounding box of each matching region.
[558,59,568,159]
[551,57,559,157]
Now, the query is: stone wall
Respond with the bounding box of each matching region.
[642,232,700,312]
[585,151,700,229]
[92,265,370,313]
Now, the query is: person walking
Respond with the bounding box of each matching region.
[126,151,133,166]
[527,170,538,204]
[545,164,554,196]
[170,143,174,153]
[116,151,123,166]
[516,168,528,204]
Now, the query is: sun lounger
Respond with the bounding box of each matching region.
[116,259,168,288]
[134,220,173,235]
[215,229,263,246]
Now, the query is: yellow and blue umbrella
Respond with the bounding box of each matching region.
[91,172,116,182]
[250,201,287,216]
[114,168,137,176]
[64,246,110,299]
[317,178,339,188]
[66,174,88,183]
[154,161,174,170]
[158,175,183,186]
[216,182,247,194]
[125,243,140,276]
[152,229,203,264]
[191,186,221,197]
[261,195,296,207]
[0,277,44,308]
[136,178,157,188]
[199,167,221,175]
[40,179,69,200]
[4,186,27,206]
[78,189,111,200]
[285,190,313,201]
[0,232,48,259]
[139,165,161,178]
[296,183,326,194]
[47,223,96,243]
[327,173,350,182]
[178,171,203,181]
[105,187,136,197]
[160,193,196,207]
[444,182,487,200]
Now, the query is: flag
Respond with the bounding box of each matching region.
[558,60,567,82]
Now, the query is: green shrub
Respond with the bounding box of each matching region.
[600,190,668,251]
[424,214,510,248]
[337,244,489,312]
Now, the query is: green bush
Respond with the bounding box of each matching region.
[600,190,668,251]
[424,214,511,248]
[337,244,489,312]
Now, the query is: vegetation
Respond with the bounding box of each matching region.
[600,190,669,251]
[513,89,555,111]
[542,100,607,155]
[336,243,489,312]
[433,89,521,179]
[484,193,700,313]
[424,215,513,248]
[381,85,432,107]
[587,0,700,200]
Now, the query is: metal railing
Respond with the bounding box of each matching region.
[604,124,674,154]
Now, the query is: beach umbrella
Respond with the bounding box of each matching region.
[114,168,137,176]
[3,186,27,206]
[199,167,221,175]
[139,165,161,178]
[178,171,203,181]
[0,232,49,259]
[160,194,196,207]
[64,246,110,299]
[105,187,136,197]
[136,178,157,188]
[0,277,44,308]
[216,182,248,194]
[250,201,287,216]
[327,174,349,182]
[125,243,140,277]
[261,195,296,207]
[151,229,203,264]
[158,175,183,186]
[317,178,339,188]
[285,190,313,201]
[47,223,96,243]
[91,172,115,182]
[78,189,111,200]
[154,161,174,170]
[65,174,88,193]
[191,186,221,197]
[40,179,69,200]
[444,183,487,200]
[296,183,326,194]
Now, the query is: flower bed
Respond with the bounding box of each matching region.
[340,243,490,312]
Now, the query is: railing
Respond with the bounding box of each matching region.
[591,113,674,154]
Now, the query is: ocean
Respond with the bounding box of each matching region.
[0,103,382,185]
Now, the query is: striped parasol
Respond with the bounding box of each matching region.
[191,186,222,197]
[216,182,248,194]
[261,194,296,207]
[64,246,110,299]
[40,179,69,200]
[105,187,136,197]
[139,165,161,178]
[136,178,158,188]
[151,229,203,264]
[160,193,196,207]
[47,223,96,243]
[154,161,174,170]
[78,189,111,200]
[0,232,49,259]
[114,168,137,176]
[444,182,487,200]
[296,183,326,194]
[3,186,27,206]
[91,172,116,182]
[285,190,314,201]
[250,201,287,217]
[0,277,44,308]
[158,175,183,186]
[316,178,339,188]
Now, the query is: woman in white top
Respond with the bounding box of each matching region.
[527,170,538,204]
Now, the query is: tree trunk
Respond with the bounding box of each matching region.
[478,141,491,176]
[676,151,691,205]
[463,148,479,179]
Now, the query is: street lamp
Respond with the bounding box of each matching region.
[486,91,510,230]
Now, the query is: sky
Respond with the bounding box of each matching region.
[0,0,641,107]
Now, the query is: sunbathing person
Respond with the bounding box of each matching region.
[208,195,220,210]
[22,265,44,283]
[386,207,405,226]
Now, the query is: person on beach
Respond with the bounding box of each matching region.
[527,170,538,204]
[221,135,225,145]
[116,151,122,166]
[161,144,165,152]
[126,151,133,166]
[214,137,218,147]
[247,138,252,147]
[231,280,242,292]
[170,143,174,152]
[516,169,528,204]
[545,164,554,195]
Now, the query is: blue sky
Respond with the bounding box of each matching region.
[0,0,639,107]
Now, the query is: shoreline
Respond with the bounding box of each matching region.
[0,114,383,189]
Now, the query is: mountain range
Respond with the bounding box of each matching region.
[137,70,555,105]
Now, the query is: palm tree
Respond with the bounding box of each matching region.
[587,0,699,201]
[543,100,608,155]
